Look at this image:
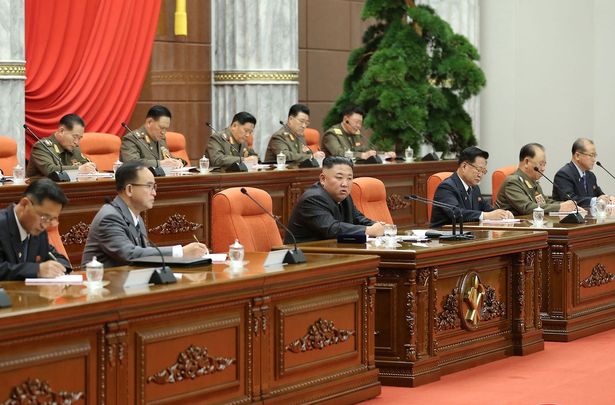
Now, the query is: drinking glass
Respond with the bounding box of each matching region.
[595,199,607,219]
[533,207,544,226]
[405,147,414,162]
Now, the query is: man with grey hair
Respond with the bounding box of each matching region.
[553,138,615,207]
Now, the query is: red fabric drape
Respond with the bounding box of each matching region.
[25,0,161,156]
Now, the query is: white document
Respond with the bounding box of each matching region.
[25,274,83,284]
[548,211,578,216]
[481,219,522,224]
[204,253,227,263]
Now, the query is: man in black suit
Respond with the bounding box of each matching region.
[0,179,71,280]
[553,138,614,207]
[431,146,513,228]
[285,156,385,243]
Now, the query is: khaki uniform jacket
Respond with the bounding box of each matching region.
[495,168,561,215]
[120,126,176,167]
[264,126,311,163]
[26,134,90,177]
[322,123,370,158]
[206,128,257,168]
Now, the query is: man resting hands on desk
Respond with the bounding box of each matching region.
[0,179,71,280]
[285,156,384,243]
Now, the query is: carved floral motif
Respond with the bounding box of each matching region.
[480,285,506,320]
[580,263,615,288]
[524,251,535,268]
[386,194,411,211]
[405,292,415,337]
[148,214,202,235]
[285,318,355,353]
[147,345,235,384]
[3,378,83,404]
[435,288,460,331]
[61,222,90,246]
[417,269,430,287]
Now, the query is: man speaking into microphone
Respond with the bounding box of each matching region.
[496,143,579,215]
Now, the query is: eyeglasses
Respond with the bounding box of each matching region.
[130,183,158,192]
[467,162,488,175]
[579,152,598,159]
[292,116,310,127]
[27,199,60,226]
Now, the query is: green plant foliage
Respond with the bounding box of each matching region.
[324,2,486,154]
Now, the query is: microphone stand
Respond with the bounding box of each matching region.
[206,122,248,172]
[240,187,306,263]
[23,124,71,182]
[279,120,319,168]
[146,238,176,284]
[405,194,474,240]
[533,167,584,224]
[120,122,166,177]
[597,161,615,181]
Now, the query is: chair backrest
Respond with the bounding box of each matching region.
[211,187,283,253]
[246,132,254,148]
[80,132,121,171]
[165,131,190,163]
[47,225,69,264]
[426,171,453,220]
[492,165,517,201]
[304,128,321,153]
[0,135,18,176]
[351,177,393,224]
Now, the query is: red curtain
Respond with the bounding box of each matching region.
[25,0,161,155]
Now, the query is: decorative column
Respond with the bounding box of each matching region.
[212,0,299,158]
[417,0,481,141]
[0,0,26,165]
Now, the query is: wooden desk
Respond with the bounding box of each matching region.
[462,216,615,341]
[294,230,547,387]
[0,160,456,267]
[0,252,380,404]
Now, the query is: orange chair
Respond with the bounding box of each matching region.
[304,128,321,153]
[211,187,282,253]
[247,132,254,148]
[351,177,393,224]
[47,225,69,264]
[426,172,453,220]
[0,135,18,176]
[492,165,517,202]
[80,132,121,171]
[165,131,191,164]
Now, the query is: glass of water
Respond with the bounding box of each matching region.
[384,224,397,237]
[533,206,544,226]
[12,164,25,185]
[199,155,209,174]
[595,199,607,219]
[229,239,245,268]
[276,152,286,168]
[405,147,414,162]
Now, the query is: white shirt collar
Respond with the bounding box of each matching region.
[572,161,585,177]
[13,205,28,242]
[458,175,471,192]
[129,210,140,227]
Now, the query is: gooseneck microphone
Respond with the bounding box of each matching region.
[596,161,615,182]
[240,187,306,264]
[23,124,71,182]
[533,167,584,224]
[206,122,247,172]
[405,194,474,240]
[279,120,319,168]
[121,122,166,177]
[146,238,177,284]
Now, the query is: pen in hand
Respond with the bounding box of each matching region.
[193,234,210,255]
[48,251,67,275]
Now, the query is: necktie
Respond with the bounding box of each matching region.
[466,187,473,209]
[136,221,147,247]
[582,174,588,193]
[22,236,29,262]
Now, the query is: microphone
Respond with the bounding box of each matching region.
[279,120,319,168]
[596,161,615,181]
[206,122,247,172]
[533,167,584,224]
[405,194,474,240]
[121,122,166,177]
[145,237,176,284]
[401,121,439,161]
[240,187,306,264]
[23,124,71,182]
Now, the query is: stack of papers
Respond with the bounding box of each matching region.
[25,274,83,284]
[204,254,227,263]
[481,219,521,224]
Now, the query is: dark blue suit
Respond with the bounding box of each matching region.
[430,172,494,228]
[0,205,71,280]
[553,162,604,207]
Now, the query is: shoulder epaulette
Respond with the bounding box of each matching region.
[333,128,343,135]
[43,139,52,147]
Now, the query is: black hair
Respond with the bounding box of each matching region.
[288,104,310,118]
[231,111,257,126]
[114,161,149,191]
[572,138,593,155]
[59,114,85,130]
[519,143,544,162]
[458,146,489,165]
[146,105,172,120]
[24,178,68,207]
[342,106,365,118]
[322,156,354,169]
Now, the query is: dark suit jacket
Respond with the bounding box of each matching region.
[0,205,71,281]
[285,183,375,243]
[430,172,494,228]
[82,196,173,268]
[553,162,603,207]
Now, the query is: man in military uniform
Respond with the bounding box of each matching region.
[322,106,396,160]
[206,111,259,169]
[265,104,325,163]
[496,143,581,215]
[26,114,96,178]
[120,105,185,169]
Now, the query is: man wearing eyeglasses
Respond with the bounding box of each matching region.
[264,104,326,163]
[26,114,97,178]
[82,162,208,268]
[553,138,615,207]
[0,179,71,280]
[431,146,513,228]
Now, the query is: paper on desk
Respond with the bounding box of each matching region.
[548,211,579,216]
[481,219,521,224]
[170,166,196,173]
[25,274,83,284]
[204,253,227,262]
